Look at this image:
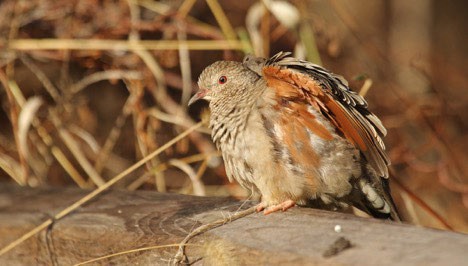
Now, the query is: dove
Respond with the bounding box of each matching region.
[189,52,400,220]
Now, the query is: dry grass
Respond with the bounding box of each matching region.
[0,0,467,259]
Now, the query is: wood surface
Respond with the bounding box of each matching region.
[0,185,466,265]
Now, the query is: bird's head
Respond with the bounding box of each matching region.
[188,61,261,108]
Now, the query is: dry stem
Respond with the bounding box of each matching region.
[173,206,257,264]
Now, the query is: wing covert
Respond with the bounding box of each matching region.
[254,52,390,177]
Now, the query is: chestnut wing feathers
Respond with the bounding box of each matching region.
[262,52,390,178]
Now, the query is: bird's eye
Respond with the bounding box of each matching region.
[218,76,227,84]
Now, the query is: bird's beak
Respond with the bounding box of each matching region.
[188,88,208,106]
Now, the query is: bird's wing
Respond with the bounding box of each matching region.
[250,52,390,178]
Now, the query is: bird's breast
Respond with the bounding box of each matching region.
[210,107,278,190]
[210,98,361,202]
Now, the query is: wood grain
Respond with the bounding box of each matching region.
[0,185,466,265]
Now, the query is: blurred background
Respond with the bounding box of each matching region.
[0,0,466,232]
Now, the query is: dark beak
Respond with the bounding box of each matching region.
[188,89,207,106]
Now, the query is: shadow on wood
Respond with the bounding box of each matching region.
[0,185,466,265]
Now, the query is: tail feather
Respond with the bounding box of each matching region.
[357,178,401,221]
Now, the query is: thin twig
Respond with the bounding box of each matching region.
[50,146,88,188]
[260,1,270,57]
[74,243,197,266]
[173,206,257,264]
[70,70,142,94]
[147,108,211,134]
[205,0,237,40]
[358,78,373,97]
[137,0,171,15]
[178,0,197,18]
[0,153,22,184]
[176,20,193,109]
[7,39,245,51]
[19,54,61,102]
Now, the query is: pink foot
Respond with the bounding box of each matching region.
[255,202,266,212]
[256,200,296,215]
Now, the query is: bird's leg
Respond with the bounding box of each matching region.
[256,200,296,215]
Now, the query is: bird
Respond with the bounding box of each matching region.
[188,52,400,221]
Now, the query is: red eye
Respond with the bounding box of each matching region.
[218,75,227,84]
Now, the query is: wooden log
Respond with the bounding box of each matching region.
[0,185,466,265]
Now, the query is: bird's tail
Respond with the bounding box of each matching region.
[356,178,401,221]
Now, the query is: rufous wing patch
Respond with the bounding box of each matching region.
[263,65,369,153]
[262,53,389,177]
[279,110,320,191]
[263,66,333,141]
